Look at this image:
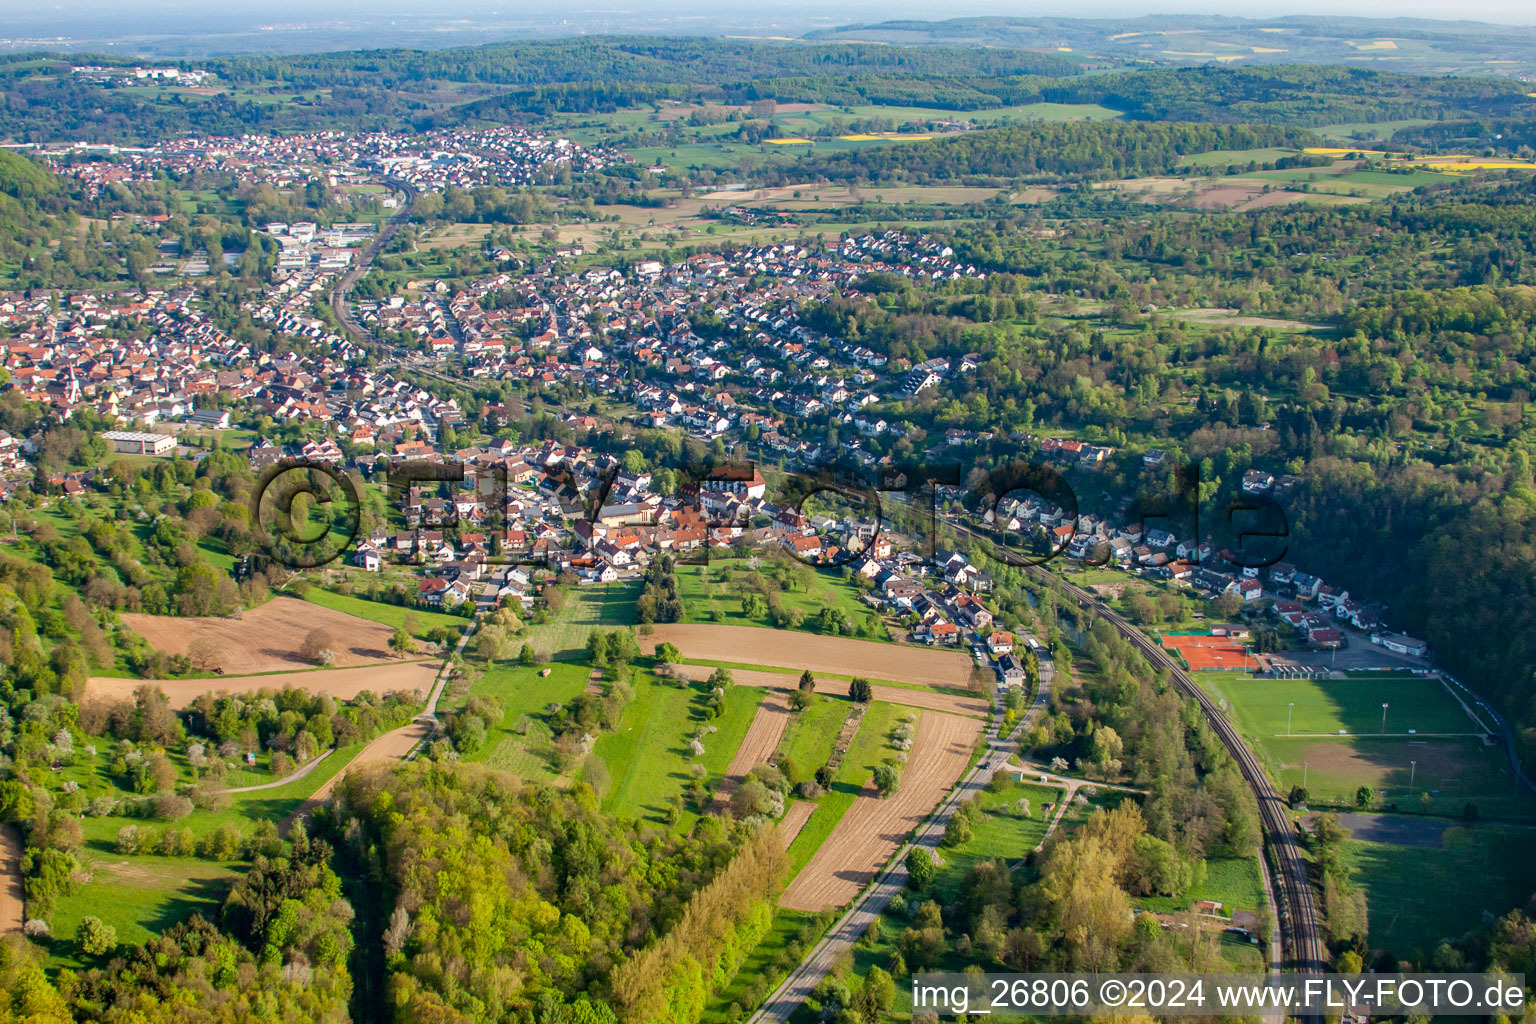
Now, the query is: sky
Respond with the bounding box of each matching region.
[11,0,1531,22]
[3,0,1534,46]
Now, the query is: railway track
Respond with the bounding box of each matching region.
[328,179,417,348]
[1041,569,1331,978]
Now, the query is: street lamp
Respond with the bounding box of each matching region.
[1381,702,1389,734]
[1287,702,1294,736]
[1410,760,1417,788]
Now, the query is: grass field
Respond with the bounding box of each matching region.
[775,695,852,784]
[304,588,469,640]
[1345,824,1536,953]
[594,669,765,825]
[1200,673,1534,817]
[49,852,240,970]
[1202,674,1481,739]
[674,562,887,639]
[462,661,594,782]
[1138,856,1267,917]
[520,580,642,660]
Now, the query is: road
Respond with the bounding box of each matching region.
[216,748,334,794]
[748,634,1054,1024]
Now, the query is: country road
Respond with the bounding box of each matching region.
[748,632,1054,1024]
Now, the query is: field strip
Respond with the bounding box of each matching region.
[776,801,817,848]
[87,661,441,710]
[642,623,974,688]
[712,689,794,809]
[681,657,978,697]
[673,664,989,718]
[0,825,21,936]
[780,710,983,911]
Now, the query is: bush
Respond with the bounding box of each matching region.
[77,915,117,956]
[152,793,193,821]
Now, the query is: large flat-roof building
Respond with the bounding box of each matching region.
[102,430,176,456]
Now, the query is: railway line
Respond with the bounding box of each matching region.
[1041,568,1331,978]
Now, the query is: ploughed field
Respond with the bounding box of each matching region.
[641,623,976,689]
[119,597,406,674]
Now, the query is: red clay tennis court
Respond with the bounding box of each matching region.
[1162,633,1255,672]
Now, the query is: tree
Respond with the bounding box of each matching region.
[941,810,973,847]
[905,848,935,890]
[77,915,117,956]
[1212,590,1244,618]
[654,641,681,665]
[301,628,335,666]
[1354,784,1374,810]
[849,677,873,703]
[519,643,537,666]
[873,764,900,797]
[798,669,816,693]
[189,636,221,671]
[389,628,413,658]
[1288,785,1309,807]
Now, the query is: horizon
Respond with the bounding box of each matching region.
[6,5,1536,57]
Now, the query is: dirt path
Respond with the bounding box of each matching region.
[216,749,333,794]
[0,825,21,935]
[277,620,477,835]
[643,624,975,689]
[780,710,983,911]
[278,720,431,836]
[87,661,441,710]
[712,690,793,810]
[674,664,988,718]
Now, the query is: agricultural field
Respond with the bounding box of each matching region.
[117,596,411,674]
[519,579,642,660]
[593,670,765,824]
[86,660,442,710]
[782,709,983,910]
[455,661,596,781]
[643,623,975,689]
[672,664,990,717]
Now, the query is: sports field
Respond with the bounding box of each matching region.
[1163,633,1256,671]
[1199,673,1533,815]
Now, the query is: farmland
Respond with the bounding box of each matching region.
[642,623,975,689]
[672,663,990,717]
[593,669,765,824]
[85,660,442,710]
[118,596,411,674]
[519,579,642,660]
[781,709,983,910]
